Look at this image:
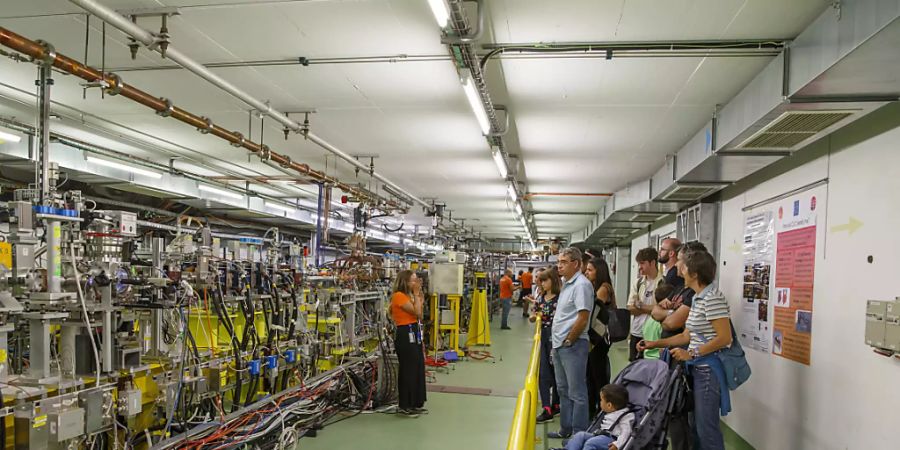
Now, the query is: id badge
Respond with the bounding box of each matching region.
[408,330,416,343]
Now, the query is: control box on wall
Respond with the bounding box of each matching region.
[865,299,900,355]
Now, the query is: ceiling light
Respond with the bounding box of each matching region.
[507,183,518,202]
[0,129,22,143]
[265,201,296,214]
[514,203,523,217]
[426,0,451,28]
[199,184,243,200]
[86,156,162,179]
[491,146,508,179]
[460,69,491,135]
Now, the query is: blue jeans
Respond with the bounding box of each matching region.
[500,297,512,327]
[539,327,560,410]
[565,432,614,450]
[693,365,725,450]
[552,338,590,434]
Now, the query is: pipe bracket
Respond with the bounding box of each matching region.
[259,145,271,161]
[105,73,124,96]
[198,117,213,134]
[279,155,292,169]
[34,40,56,66]
[231,132,245,148]
[156,97,174,117]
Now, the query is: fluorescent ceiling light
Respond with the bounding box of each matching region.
[514,203,523,217]
[491,146,508,179]
[460,69,491,135]
[0,129,22,143]
[426,0,451,28]
[507,183,518,202]
[86,156,162,179]
[265,201,296,214]
[199,184,243,200]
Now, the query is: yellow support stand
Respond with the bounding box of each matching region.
[429,294,461,355]
[466,272,491,347]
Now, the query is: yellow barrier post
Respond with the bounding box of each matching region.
[507,316,542,450]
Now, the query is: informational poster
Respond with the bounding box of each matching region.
[772,194,818,365]
[738,211,774,352]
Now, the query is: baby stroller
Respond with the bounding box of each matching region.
[585,357,685,450]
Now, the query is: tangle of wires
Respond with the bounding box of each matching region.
[168,359,379,450]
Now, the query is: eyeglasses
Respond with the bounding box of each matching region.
[557,259,575,265]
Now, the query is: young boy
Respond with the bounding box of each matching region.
[554,384,634,450]
[641,283,674,360]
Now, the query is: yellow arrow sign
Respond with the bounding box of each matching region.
[830,217,863,235]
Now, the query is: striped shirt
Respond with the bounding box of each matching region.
[686,284,730,351]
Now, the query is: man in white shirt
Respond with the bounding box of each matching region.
[627,247,663,361]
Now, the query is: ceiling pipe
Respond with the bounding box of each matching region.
[0,26,402,210]
[68,0,432,211]
[524,192,614,200]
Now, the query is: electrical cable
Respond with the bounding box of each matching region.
[69,243,102,386]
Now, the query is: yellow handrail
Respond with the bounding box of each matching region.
[507,316,542,450]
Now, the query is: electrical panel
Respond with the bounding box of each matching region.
[430,263,464,295]
[865,299,900,354]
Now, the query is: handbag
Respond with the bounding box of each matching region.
[605,304,630,343]
[697,320,752,390]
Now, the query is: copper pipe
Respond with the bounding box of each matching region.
[0,26,395,208]
[523,192,614,200]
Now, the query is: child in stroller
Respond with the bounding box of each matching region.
[552,384,634,450]
[556,358,681,450]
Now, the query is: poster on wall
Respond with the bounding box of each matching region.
[738,211,774,352]
[772,194,819,365]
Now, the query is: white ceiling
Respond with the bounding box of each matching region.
[0,0,831,241]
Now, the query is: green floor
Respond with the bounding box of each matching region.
[298,307,754,449]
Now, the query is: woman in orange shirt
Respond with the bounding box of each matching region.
[390,269,426,417]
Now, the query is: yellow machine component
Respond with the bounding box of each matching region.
[467,272,491,346]
[430,294,461,354]
[0,242,11,269]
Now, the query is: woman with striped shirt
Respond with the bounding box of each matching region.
[638,249,732,450]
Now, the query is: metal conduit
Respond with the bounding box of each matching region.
[0,25,398,209]
[68,0,433,211]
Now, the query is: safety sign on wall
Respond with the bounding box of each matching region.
[772,195,818,365]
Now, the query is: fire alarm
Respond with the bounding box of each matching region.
[341,195,349,204]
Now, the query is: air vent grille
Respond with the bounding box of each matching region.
[660,184,728,202]
[629,213,666,222]
[738,110,856,150]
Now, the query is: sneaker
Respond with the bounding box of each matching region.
[536,409,554,423]
[412,407,429,415]
[547,430,571,439]
[551,404,560,415]
[398,409,419,418]
[501,326,511,330]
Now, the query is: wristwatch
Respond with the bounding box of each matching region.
[690,348,701,359]
[562,339,573,348]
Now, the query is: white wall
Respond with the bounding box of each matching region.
[714,109,900,449]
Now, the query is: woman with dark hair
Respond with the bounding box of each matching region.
[639,250,733,450]
[531,268,562,422]
[390,270,426,417]
[583,257,615,418]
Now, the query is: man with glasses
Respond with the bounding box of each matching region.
[548,247,594,439]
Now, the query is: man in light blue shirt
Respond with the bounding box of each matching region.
[549,247,593,438]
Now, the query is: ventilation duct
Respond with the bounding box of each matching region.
[575,1,900,246]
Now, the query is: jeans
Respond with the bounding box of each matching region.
[693,365,725,450]
[552,338,590,434]
[500,297,512,327]
[565,432,614,450]
[539,327,560,410]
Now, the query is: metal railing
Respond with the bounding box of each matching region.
[507,316,541,449]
